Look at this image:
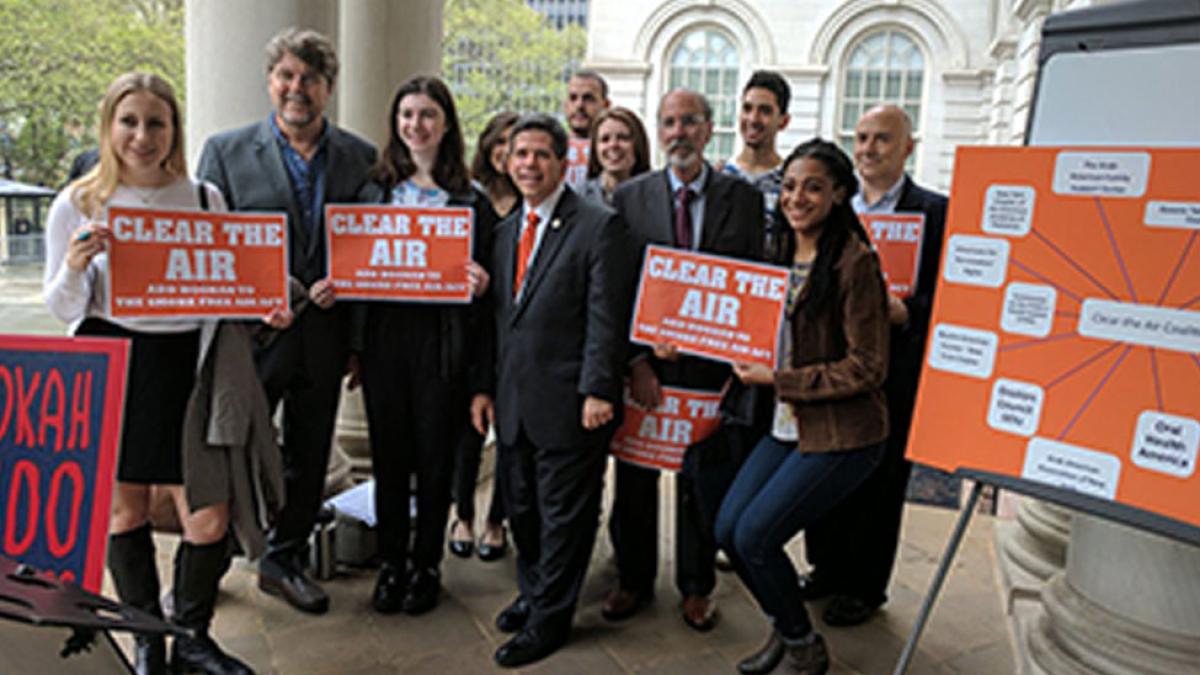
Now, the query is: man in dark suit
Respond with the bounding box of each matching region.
[470,114,627,668]
[607,89,763,630]
[196,27,376,615]
[801,104,948,626]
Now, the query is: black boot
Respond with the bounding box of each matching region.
[108,524,167,675]
[169,539,254,675]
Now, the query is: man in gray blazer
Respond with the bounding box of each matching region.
[471,114,627,668]
[608,89,764,631]
[196,27,376,616]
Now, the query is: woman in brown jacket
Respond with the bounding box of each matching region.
[715,138,890,675]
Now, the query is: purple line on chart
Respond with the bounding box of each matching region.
[1000,331,1078,352]
[1010,259,1084,304]
[1058,345,1132,440]
[1191,354,1200,378]
[1093,198,1138,302]
[1031,228,1120,300]
[1155,230,1197,305]
[1055,311,1078,320]
[1044,342,1123,392]
[1148,348,1164,411]
[1182,293,1200,309]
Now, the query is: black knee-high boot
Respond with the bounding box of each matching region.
[108,524,167,675]
[169,539,253,675]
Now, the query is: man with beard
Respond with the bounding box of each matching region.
[800,104,948,627]
[608,89,763,631]
[197,27,376,616]
[563,70,610,188]
[719,70,791,259]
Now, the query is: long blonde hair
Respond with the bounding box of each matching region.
[72,72,187,218]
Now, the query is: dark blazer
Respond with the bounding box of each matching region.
[889,175,949,407]
[196,118,377,286]
[613,166,764,391]
[356,181,498,381]
[483,187,628,450]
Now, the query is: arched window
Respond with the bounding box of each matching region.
[668,29,739,160]
[838,29,925,169]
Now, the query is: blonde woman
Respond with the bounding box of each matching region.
[44,72,284,675]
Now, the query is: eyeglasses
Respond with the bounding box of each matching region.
[659,113,705,129]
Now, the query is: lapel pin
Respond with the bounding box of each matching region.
[551,218,562,230]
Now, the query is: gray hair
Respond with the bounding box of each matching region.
[661,89,713,122]
[265,27,339,84]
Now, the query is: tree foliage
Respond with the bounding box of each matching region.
[443,0,585,154]
[0,0,183,186]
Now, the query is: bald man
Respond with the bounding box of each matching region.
[799,104,948,626]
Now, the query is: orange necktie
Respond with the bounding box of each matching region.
[514,210,540,297]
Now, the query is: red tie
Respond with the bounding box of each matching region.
[514,210,540,297]
[675,187,694,250]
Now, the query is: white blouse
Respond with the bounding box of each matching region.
[43,176,227,334]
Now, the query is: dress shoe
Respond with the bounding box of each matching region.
[681,595,718,632]
[737,630,783,675]
[371,563,406,614]
[823,595,879,627]
[170,632,254,675]
[495,595,531,633]
[796,572,835,602]
[784,633,830,675]
[402,568,441,615]
[493,625,567,668]
[476,525,508,562]
[258,555,329,614]
[448,520,474,559]
[601,588,652,622]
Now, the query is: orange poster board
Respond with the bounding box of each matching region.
[325,204,473,303]
[105,206,288,319]
[610,385,723,472]
[861,212,924,298]
[565,137,589,187]
[907,146,1200,529]
[630,246,788,367]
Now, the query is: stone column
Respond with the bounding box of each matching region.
[1027,515,1200,674]
[184,0,337,168]
[335,0,445,150]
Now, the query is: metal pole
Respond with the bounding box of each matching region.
[893,479,984,675]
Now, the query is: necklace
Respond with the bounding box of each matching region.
[128,184,165,204]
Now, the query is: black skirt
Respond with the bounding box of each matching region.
[75,318,200,484]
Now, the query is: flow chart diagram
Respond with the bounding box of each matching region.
[907,146,1199,529]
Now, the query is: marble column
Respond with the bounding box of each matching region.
[1027,515,1200,674]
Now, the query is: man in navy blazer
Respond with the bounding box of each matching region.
[607,89,764,631]
[196,27,376,616]
[471,114,627,668]
[801,104,948,626]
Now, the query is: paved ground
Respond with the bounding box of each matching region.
[2,263,1016,674]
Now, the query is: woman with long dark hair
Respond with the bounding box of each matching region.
[470,111,520,217]
[44,72,283,675]
[357,76,495,614]
[715,139,890,675]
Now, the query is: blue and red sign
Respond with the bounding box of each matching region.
[0,334,128,592]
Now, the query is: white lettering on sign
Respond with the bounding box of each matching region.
[222,221,284,246]
[1144,201,1200,230]
[943,235,1009,288]
[1077,299,1200,355]
[678,289,740,327]
[987,378,1044,437]
[646,255,729,290]
[328,212,412,236]
[368,239,428,268]
[1022,437,1121,500]
[868,218,920,243]
[163,249,236,281]
[982,184,1035,237]
[1001,282,1057,338]
[1129,411,1198,478]
[1052,152,1150,198]
[927,323,998,379]
[110,215,215,244]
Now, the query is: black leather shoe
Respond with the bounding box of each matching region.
[823,595,880,627]
[476,526,508,562]
[784,634,830,675]
[448,520,473,559]
[737,630,783,674]
[796,573,834,602]
[402,568,441,615]
[371,563,406,614]
[494,596,531,633]
[258,555,329,615]
[493,625,567,668]
[170,632,254,675]
[601,588,652,622]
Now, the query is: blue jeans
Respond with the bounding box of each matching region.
[715,436,884,638]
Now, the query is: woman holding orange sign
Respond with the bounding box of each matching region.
[44,72,285,675]
[716,139,890,675]
[354,76,497,615]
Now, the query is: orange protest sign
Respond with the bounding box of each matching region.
[565,137,589,186]
[610,385,723,472]
[325,204,473,303]
[630,246,788,367]
[908,146,1200,529]
[105,205,288,319]
[861,212,924,298]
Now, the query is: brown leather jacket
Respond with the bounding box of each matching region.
[774,235,890,453]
